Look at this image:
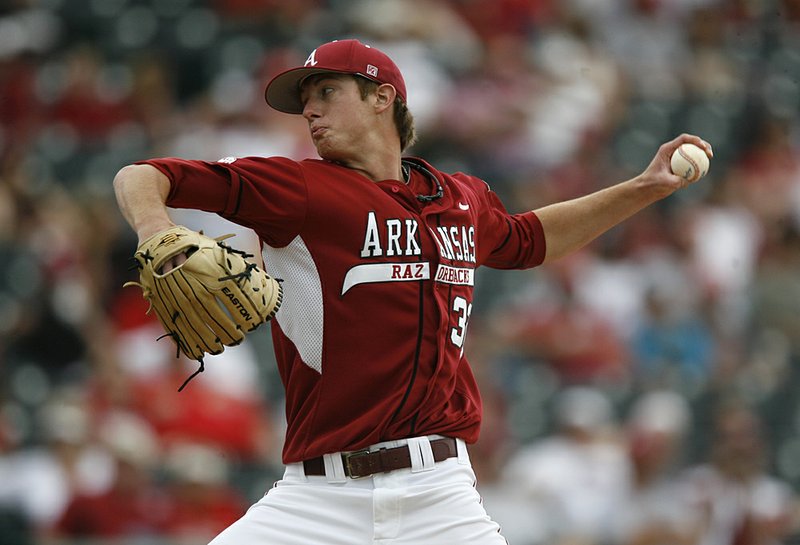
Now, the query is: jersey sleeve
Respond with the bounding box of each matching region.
[477,182,547,269]
[136,156,307,247]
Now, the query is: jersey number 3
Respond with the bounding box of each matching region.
[450,296,473,350]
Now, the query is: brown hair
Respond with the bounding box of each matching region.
[355,77,417,151]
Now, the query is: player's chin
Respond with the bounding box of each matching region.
[315,141,344,162]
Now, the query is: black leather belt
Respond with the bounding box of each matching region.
[302,437,458,479]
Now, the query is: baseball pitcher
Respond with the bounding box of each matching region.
[114,39,712,544]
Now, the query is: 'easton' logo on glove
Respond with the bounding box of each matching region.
[222,287,254,321]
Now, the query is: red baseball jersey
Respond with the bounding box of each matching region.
[139,155,546,463]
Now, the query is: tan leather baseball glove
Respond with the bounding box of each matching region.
[125,226,282,388]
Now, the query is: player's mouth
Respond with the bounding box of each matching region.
[310,126,328,140]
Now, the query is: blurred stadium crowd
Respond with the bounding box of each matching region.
[2,0,800,543]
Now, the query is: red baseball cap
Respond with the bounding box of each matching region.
[265,39,407,114]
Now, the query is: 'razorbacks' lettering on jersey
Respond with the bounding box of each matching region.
[434,264,474,286]
[342,262,430,294]
[143,154,546,464]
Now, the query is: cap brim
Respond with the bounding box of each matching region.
[265,67,355,114]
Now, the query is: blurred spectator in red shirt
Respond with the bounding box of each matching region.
[727,116,800,228]
[46,45,137,142]
[130,360,277,462]
[491,256,629,384]
[54,411,171,539]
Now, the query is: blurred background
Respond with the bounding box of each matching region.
[2,0,800,544]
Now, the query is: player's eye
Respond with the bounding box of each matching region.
[320,87,334,98]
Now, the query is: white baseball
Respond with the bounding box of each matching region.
[670,143,710,183]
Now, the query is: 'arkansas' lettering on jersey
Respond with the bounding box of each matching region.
[432,224,476,264]
[360,211,421,257]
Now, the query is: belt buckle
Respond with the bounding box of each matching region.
[343,449,372,479]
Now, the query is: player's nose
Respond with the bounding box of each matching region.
[302,99,321,121]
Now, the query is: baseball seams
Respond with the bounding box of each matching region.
[677,146,701,183]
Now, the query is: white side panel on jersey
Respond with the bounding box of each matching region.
[262,236,324,374]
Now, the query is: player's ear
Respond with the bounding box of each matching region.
[374,83,397,114]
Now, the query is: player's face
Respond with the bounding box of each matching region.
[300,75,376,162]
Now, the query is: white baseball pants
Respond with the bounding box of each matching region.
[208,436,508,544]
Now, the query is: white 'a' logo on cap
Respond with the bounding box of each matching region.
[366,64,378,77]
[305,49,318,67]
